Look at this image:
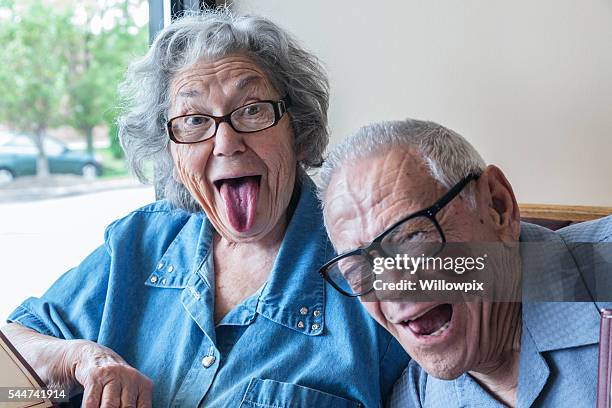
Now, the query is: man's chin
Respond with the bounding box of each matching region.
[403,339,470,380]
[417,358,467,381]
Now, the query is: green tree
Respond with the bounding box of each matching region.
[0,0,74,177]
[66,0,148,156]
[0,0,148,177]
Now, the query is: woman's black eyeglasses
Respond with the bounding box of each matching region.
[167,99,290,144]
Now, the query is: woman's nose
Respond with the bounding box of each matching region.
[213,122,247,157]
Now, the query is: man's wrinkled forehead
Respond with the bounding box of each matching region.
[324,148,442,247]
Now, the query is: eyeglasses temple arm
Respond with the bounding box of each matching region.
[428,173,481,215]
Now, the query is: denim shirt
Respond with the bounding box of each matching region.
[388,217,612,408]
[8,177,409,407]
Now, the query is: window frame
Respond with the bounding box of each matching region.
[148,0,222,44]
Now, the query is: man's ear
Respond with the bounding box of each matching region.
[476,165,520,241]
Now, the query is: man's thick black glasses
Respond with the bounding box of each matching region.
[319,173,481,297]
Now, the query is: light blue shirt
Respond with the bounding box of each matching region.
[8,176,409,407]
[389,217,612,407]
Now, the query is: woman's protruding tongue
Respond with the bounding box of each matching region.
[218,176,260,232]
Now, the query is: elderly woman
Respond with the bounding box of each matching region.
[2,11,408,407]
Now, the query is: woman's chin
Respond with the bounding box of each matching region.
[220,220,267,243]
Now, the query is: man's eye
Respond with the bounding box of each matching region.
[404,231,428,241]
[392,230,429,244]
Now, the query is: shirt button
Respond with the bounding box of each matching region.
[161,278,167,285]
[201,355,216,368]
[297,321,305,329]
[189,287,201,301]
[311,323,320,331]
[313,310,321,317]
[157,261,164,270]
[150,276,158,284]
[167,265,174,273]
[300,307,308,315]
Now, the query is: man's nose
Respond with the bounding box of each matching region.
[213,122,247,157]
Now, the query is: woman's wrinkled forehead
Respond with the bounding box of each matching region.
[168,55,277,114]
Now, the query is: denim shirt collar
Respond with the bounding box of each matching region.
[519,222,602,352]
[145,210,210,289]
[255,176,329,336]
[447,224,606,408]
[144,176,331,336]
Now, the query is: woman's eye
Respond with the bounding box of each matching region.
[185,116,209,127]
[244,105,261,115]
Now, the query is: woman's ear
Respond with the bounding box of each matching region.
[476,165,521,241]
[172,166,183,184]
[168,144,184,185]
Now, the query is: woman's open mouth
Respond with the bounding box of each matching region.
[214,175,261,232]
[400,303,453,338]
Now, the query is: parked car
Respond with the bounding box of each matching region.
[0,133,102,183]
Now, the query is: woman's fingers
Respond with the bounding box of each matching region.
[77,362,153,407]
[72,341,153,408]
[136,377,153,408]
[119,367,152,408]
[99,380,121,408]
[81,371,152,408]
[82,380,103,408]
[120,382,138,408]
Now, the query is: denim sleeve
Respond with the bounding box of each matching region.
[6,227,114,342]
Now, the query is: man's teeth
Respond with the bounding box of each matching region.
[401,319,451,337]
[428,320,450,337]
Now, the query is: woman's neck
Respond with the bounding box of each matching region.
[211,213,288,324]
[216,211,288,253]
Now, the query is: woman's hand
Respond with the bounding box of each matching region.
[1,323,153,407]
[72,341,153,408]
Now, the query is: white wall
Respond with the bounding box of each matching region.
[235,0,612,206]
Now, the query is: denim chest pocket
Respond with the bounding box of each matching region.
[240,378,363,408]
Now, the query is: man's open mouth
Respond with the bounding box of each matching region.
[214,175,261,232]
[400,304,453,337]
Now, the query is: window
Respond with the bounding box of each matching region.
[0,0,154,320]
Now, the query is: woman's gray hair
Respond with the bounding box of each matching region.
[319,119,486,207]
[118,9,329,212]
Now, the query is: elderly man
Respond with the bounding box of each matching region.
[2,11,407,407]
[318,118,612,407]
